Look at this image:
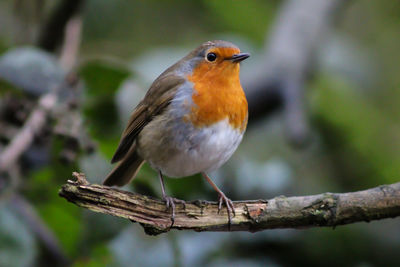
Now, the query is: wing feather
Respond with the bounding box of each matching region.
[111,74,185,163]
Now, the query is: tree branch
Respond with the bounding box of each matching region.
[0,15,83,173]
[0,92,57,171]
[37,0,85,52]
[59,173,400,236]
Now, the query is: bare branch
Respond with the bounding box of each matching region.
[0,92,57,171]
[0,14,83,172]
[59,173,400,236]
[59,16,82,70]
[37,0,85,52]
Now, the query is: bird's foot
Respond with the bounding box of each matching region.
[163,196,186,225]
[217,193,236,225]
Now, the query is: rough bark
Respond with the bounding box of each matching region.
[59,173,400,236]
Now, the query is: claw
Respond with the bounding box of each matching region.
[163,196,186,225]
[218,198,223,212]
[159,171,187,226]
[218,193,236,225]
[201,172,236,226]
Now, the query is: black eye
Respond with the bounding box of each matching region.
[206,52,217,62]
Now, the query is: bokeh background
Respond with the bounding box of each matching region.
[0,0,400,266]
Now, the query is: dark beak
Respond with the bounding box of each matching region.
[229,53,250,63]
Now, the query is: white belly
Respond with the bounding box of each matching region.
[137,118,244,178]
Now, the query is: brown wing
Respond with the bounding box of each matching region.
[110,74,185,163]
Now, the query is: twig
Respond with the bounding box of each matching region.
[59,16,82,70]
[0,92,57,171]
[0,12,85,265]
[59,173,400,236]
[37,0,85,52]
[0,13,83,172]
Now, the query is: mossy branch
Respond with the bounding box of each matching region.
[59,173,400,236]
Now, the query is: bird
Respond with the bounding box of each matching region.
[103,40,249,224]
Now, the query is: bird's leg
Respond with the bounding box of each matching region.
[158,171,186,224]
[201,172,235,225]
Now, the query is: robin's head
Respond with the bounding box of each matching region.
[181,40,250,76]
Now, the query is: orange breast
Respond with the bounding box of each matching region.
[186,60,248,132]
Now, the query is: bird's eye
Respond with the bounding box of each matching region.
[206,52,217,62]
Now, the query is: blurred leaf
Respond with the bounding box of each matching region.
[166,173,205,200]
[37,201,82,257]
[203,0,277,43]
[79,60,130,97]
[0,47,65,96]
[0,39,8,55]
[300,226,370,266]
[73,244,113,267]
[79,60,131,158]
[84,97,120,158]
[0,203,37,267]
[0,79,24,97]
[312,75,400,186]
[28,166,82,257]
[83,211,129,246]
[84,97,119,138]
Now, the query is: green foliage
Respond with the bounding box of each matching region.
[301,226,373,266]
[38,200,82,256]
[79,60,131,158]
[312,75,400,186]
[0,38,8,55]
[0,79,24,97]
[28,168,83,257]
[166,173,205,199]
[26,139,83,257]
[79,61,130,98]
[73,244,113,267]
[203,0,277,43]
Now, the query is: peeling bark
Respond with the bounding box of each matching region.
[59,173,400,236]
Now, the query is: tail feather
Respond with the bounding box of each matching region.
[103,148,145,187]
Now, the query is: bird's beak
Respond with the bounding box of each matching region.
[229,53,250,63]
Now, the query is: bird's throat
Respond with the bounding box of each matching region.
[186,61,248,132]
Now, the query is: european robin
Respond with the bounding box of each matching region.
[103,40,250,224]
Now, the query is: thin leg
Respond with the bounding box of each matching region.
[159,171,168,199]
[201,172,235,224]
[158,171,186,224]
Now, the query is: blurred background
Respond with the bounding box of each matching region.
[0,0,399,266]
